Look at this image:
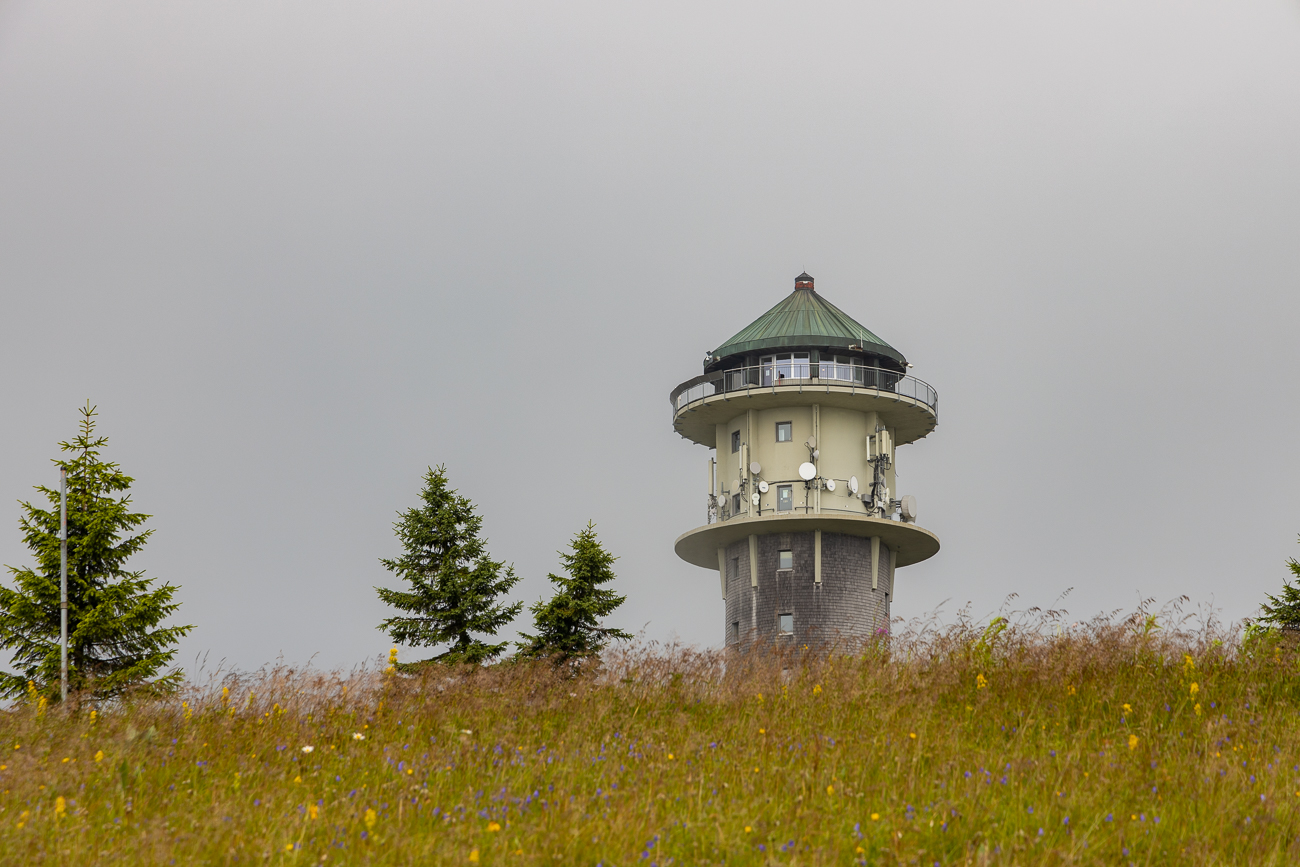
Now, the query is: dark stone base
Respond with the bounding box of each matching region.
[722,531,894,648]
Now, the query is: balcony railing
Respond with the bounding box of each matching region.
[671,363,938,417]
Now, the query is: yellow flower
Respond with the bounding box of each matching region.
[909,732,917,740]
[813,684,822,695]
[1194,703,1202,716]
[94,750,104,763]
[744,826,752,833]
[759,728,765,734]
[293,775,302,784]
[62,757,70,763]
[487,821,501,832]
[353,733,366,741]
[54,796,66,817]
[364,808,377,830]
[871,812,880,821]
[89,709,97,725]
[827,785,834,795]
[976,673,988,690]
[1189,682,1199,697]
[667,753,675,760]
[1067,685,1077,695]
[1123,703,1132,713]
[469,850,480,863]
[1128,734,1139,750]
[856,846,865,854]
[308,804,319,820]
[183,701,192,721]
[283,844,294,853]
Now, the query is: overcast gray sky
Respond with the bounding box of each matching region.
[2,1,1298,673]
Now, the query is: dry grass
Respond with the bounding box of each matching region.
[3,601,1300,865]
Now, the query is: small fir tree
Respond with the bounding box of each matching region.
[1256,536,1300,632]
[517,522,632,664]
[0,403,192,700]
[376,466,521,666]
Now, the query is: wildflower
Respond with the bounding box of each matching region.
[976,674,988,690]
[1067,685,1077,695]
[1128,735,1139,750]
[909,732,917,740]
[18,809,29,829]
[302,746,314,754]
[89,709,97,725]
[469,850,480,863]
[55,796,66,817]
[1123,703,1132,713]
[745,826,752,833]
[1190,682,1199,697]
[364,808,377,830]
[283,844,293,853]
[871,813,880,821]
[487,821,501,832]
[460,729,473,735]
[353,733,366,741]
[294,776,302,783]
[827,785,834,795]
[183,701,193,721]
[813,684,822,695]
[759,728,766,734]
[62,757,71,763]
[1194,703,1202,716]
[667,753,675,760]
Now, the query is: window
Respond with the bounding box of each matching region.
[778,550,793,570]
[777,485,793,512]
[729,558,739,580]
[733,493,742,515]
[731,430,741,453]
[819,355,856,381]
[730,621,740,642]
[775,421,792,443]
[778,613,794,634]
[760,353,810,386]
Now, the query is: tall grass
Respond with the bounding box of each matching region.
[3,602,1300,865]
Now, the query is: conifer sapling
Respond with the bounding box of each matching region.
[0,403,192,700]
[518,521,631,664]
[376,466,521,666]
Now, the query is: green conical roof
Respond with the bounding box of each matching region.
[710,275,905,365]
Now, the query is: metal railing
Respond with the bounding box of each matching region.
[671,363,938,416]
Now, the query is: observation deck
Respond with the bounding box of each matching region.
[670,363,938,448]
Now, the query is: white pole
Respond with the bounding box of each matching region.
[60,468,67,703]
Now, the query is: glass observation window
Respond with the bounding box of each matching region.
[732,493,742,515]
[778,550,793,570]
[778,613,794,634]
[819,354,857,381]
[777,485,793,512]
[776,421,792,442]
[760,353,810,386]
[731,430,741,453]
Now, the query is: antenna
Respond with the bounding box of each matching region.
[749,461,762,476]
[757,480,769,493]
[825,478,836,492]
[848,475,859,494]
[798,462,817,481]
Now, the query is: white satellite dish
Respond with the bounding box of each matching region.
[825,478,836,492]
[757,480,769,493]
[848,476,859,494]
[751,492,761,507]
[805,436,817,449]
[749,461,762,476]
[900,494,918,522]
[731,479,740,492]
[798,462,817,481]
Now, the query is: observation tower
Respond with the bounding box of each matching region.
[669,273,940,647]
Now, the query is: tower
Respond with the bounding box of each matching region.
[670,273,940,647]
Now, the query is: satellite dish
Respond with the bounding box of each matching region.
[825,478,836,492]
[798,462,817,481]
[749,461,762,476]
[757,480,769,493]
[900,494,918,522]
[731,479,740,493]
[751,492,761,507]
[848,476,859,494]
[812,449,820,461]
[805,436,817,449]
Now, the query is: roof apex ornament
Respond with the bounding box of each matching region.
[795,272,814,289]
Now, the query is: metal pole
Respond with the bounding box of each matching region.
[60,468,68,703]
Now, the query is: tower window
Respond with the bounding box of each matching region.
[730,621,740,642]
[729,557,739,580]
[775,421,792,443]
[733,493,742,515]
[778,550,793,570]
[777,485,793,512]
[731,430,741,453]
[778,613,794,634]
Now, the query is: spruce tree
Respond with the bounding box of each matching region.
[517,522,631,664]
[0,403,192,700]
[1257,536,1300,632]
[376,466,521,666]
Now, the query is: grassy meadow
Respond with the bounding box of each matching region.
[3,608,1300,865]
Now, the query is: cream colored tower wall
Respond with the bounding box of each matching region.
[712,406,898,516]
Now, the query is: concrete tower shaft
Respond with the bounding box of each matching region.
[669,273,940,648]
